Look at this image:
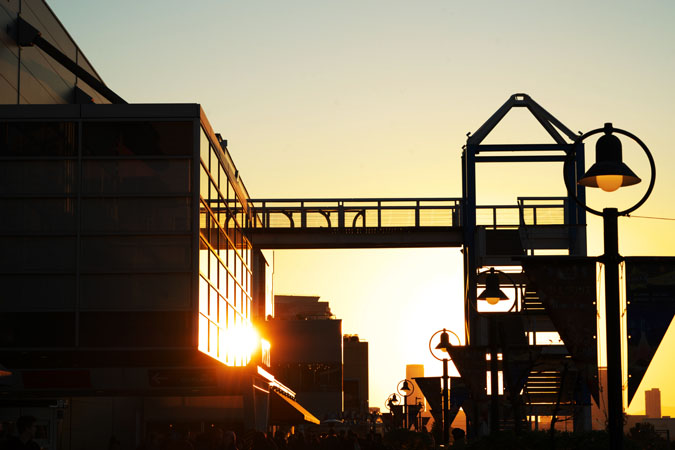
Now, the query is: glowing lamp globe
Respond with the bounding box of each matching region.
[434,329,454,354]
[578,124,641,192]
[477,268,509,305]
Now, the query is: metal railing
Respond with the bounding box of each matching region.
[245,196,568,231]
[247,198,462,229]
[476,197,568,228]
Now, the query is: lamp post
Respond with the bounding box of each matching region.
[397,379,415,429]
[429,328,461,447]
[385,393,401,429]
[476,268,518,435]
[565,123,656,450]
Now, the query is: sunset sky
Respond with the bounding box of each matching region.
[51,0,675,414]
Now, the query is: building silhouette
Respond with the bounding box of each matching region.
[646,388,662,419]
[265,295,343,420]
[344,335,369,416]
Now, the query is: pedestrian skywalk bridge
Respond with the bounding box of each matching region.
[243,196,572,250]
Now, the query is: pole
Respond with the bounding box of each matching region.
[404,396,408,429]
[603,207,623,450]
[490,316,499,435]
[443,358,450,446]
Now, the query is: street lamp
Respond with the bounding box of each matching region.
[477,268,509,306]
[397,379,415,429]
[385,393,401,429]
[565,122,656,450]
[477,268,519,435]
[429,328,461,447]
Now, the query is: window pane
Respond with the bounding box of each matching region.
[83,159,191,194]
[218,262,227,293]
[80,236,191,272]
[209,320,218,355]
[227,273,235,304]
[0,160,77,195]
[83,122,193,156]
[200,165,210,199]
[200,130,210,169]
[200,201,209,241]
[199,238,209,277]
[219,296,226,325]
[0,198,76,233]
[0,237,75,272]
[0,122,77,156]
[0,275,75,310]
[79,311,192,347]
[209,251,218,284]
[210,285,218,318]
[219,165,226,193]
[81,197,190,233]
[81,273,191,311]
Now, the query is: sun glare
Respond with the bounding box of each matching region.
[222,323,260,367]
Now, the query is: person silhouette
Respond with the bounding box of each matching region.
[451,428,466,447]
[1,416,40,450]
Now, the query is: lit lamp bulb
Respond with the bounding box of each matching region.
[486,296,501,306]
[595,175,624,192]
[477,268,509,305]
[578,123,641,192]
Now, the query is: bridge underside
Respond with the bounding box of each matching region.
[247,226,463,249]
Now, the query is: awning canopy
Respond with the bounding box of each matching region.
[0,364,12,377]
[269,391,320,425]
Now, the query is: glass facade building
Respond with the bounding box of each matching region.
[198,118,254,366]
[0,3,315,445]
[0,103,256,372]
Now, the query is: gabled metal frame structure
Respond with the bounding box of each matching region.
[461,93,590,434]
[461,93,587,345]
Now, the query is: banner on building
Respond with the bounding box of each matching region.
[522,257,598,403]
[502,346,542,397]
[446,346,487,402]
[413,376,442,413]
[625,257,675,403]
[448,377,469,427]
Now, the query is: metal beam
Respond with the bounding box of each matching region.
[475,155,567,163]
[473,144,572,153]
[16,17,126,104]
[247,227,463,249]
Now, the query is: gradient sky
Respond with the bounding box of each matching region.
[50,0,675,414]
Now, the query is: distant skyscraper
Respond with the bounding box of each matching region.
[406,364,425,410]
[645,388,662,418]
[344,335,369,415]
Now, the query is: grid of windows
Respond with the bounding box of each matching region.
[198,128,254,366]
[1,113,256,363]
[0,119,195,347]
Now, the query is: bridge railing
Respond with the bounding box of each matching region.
[246,196,568,230]
[246,198,463,229]
[475,197,568,228]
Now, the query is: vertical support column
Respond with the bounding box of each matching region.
[443,358,450,447]
[603,208,623,450]
[568,141,588,256]
[489,316,499,435]
[462,147,478,346]
[338,202,345,229]
[415,200,420,227]
[300,201,307,228]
